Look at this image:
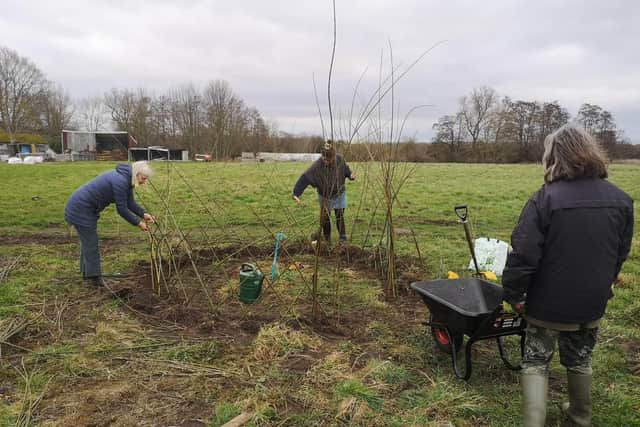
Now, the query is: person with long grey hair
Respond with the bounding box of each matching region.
[65,161,156,287]
[502,124,634,427]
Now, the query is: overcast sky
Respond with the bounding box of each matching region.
[2,0,639,142]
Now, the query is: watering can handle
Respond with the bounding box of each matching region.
[455,205,468,222]
[241,263,256,272]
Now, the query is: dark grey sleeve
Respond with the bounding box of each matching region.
[502,194,545,304]
[344,163,353,180]
[614,204,634,280]
[293,174,312,198]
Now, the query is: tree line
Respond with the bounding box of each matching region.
[1,46,638,161]
[427,86,638,162]
[0,45,292,158]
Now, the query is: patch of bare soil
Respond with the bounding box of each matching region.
[2,232,129,247]
[281,350,326,373]
[28,240,429,426]
[397,215,459,226]
[2,233,78,245]
[101,240,428,343]
[548,370,565,392]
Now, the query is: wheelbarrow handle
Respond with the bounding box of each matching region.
[454,205,468,222]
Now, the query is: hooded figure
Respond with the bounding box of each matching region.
[502,124,634,427]
[65,161,156,286]
[292,142,356,244]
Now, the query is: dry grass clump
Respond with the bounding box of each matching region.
[252,323,320,362]
[615,272,637,289]
[336,395,371,424]
[334,378,384,424]
[303,351,351,388]
[94,321,120,341]
[0,316,29,356]
[295,351,352,410]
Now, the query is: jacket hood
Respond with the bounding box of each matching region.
[115,164,132,184]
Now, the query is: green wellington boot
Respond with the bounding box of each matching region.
[522,373,548,427]
[561,372,592,427]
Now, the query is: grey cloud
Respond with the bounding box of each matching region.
[1,0,638,141]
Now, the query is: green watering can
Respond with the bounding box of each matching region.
[239,263,264,304]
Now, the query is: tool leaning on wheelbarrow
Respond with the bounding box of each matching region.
[410,205,527,380]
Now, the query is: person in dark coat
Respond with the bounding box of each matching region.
[65,161,156,286]
[292,142,356,244]
[502,124,634,427]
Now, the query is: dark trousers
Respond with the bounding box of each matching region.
[74,225,101,278]
[320,206,346,241]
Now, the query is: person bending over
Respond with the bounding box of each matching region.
[65,161,156,286]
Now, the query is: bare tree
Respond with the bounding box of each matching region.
[504,100,539,150]
[459,86,497,149]
[245,107,268,155]
[104,88,153,145]
[150,94,175,145]
[104,88,137,131]
[203,80,241,159]
[77,96,107,131]
[484,96,512,144]
[40,84,75,152]
[131,89,153,145]
[170,84,203,153]
[0,46,48,141]
[576,103,620,152]
[432,114,464,149]
[577,103,603,134]
[537,101,569,142]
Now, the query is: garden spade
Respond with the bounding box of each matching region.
[454,205,481,276]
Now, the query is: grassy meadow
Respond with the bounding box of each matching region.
[0,160,638,426]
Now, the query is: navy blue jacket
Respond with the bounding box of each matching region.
[502,178,634,324]
[65,164,145,229]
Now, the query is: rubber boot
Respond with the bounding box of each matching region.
[522,373,548,427]
[562,372,592,427]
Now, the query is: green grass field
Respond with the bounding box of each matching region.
[0,161,638,426]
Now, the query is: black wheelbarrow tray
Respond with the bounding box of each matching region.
[411,278,526,380]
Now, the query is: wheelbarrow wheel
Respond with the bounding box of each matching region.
[430,315,462,354]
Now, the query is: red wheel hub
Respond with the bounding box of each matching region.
[434,328,450,345]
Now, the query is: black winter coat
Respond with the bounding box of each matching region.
[502,178,634,324]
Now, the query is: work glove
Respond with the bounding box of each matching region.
[504,301,526,314]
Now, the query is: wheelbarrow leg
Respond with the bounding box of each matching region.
[450,335,475,380]
[496,332,525,371]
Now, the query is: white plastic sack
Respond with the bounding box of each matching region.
[468,237,510,276]
[23,156,43,164]
[8,157,22,164]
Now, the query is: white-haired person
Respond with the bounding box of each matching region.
[502,124,634,427]
[65,161,156,286]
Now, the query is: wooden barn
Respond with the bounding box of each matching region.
[61,130,135,161]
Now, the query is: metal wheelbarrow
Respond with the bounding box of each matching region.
[411,205,526,380]
[411,278,526,380]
